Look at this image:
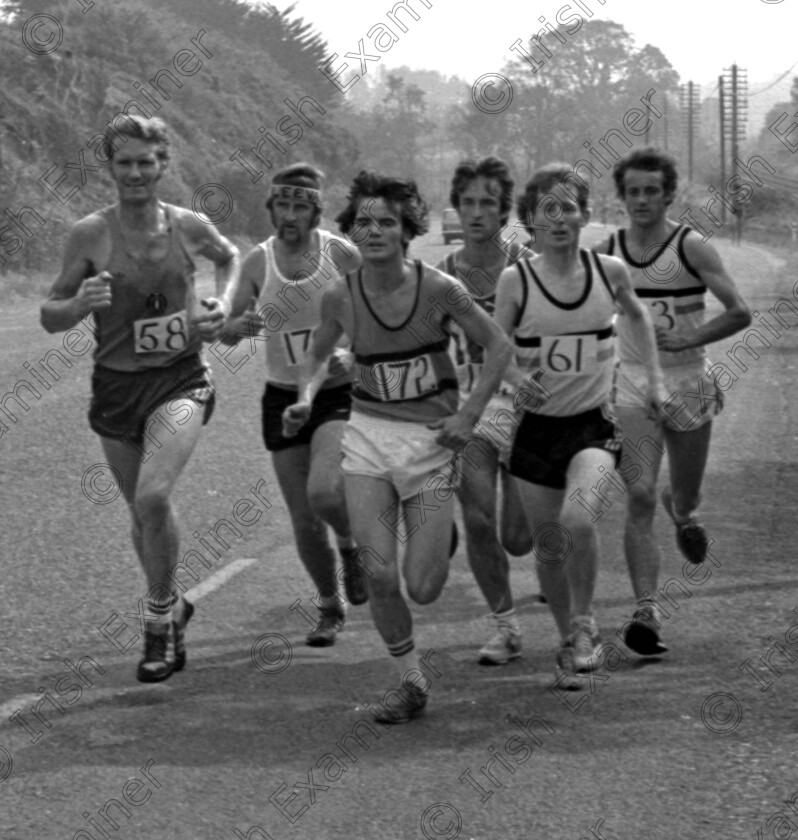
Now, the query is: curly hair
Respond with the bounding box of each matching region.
[517,163,590,234]
[99,115,170,162]
[336,171,429,240]
[612,147,678,202]
[449,157,514,223]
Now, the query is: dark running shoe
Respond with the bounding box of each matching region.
[662,487,709,564]
[372,685,428,724]
[306,607,345,647]
[173,599,195,672]
[624,604,668,656]
[340,547,369,606]
[136,626,175,683]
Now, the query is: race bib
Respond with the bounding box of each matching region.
[540,334,597,376]
[363,353,438,401]
[134,310,188,354]
[647,298,675,331]
[280,328,314,366]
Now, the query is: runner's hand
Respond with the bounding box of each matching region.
[645,381,669,424]
[221,301,265,345]
[656,326,693,353]
[327,349,354,379]
[193,298,227,343]
[428,413,473,451]
[76,271,112,314]
[282,402,311,438]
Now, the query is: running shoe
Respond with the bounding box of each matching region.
[173,599,195,672]
[340,547,369,606]
[306,607,345,647]
[136,626,175,683]
[554,642,581,690]
[372,685,428,724]
[624,603,668,656]
[570,618,601,672]
[662,487,708,564]
[478,627,522,666]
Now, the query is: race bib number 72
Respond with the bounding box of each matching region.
[134,310,188,354]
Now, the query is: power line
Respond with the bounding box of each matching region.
[749,59,798,97]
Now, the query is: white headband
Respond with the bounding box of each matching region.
[270,184,321,204]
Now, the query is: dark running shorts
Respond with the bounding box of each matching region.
[261,382,352,452]
[507,405,621,490]
[89,355,215,444]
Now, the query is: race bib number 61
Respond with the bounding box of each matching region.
[540,334,597,375]
[134,310,188,354]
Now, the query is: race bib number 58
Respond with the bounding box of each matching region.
[134,310,188,354]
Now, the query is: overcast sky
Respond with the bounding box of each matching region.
[260,0,797,91]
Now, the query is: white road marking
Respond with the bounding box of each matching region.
[0,557,259,734]
[185,556,258,601]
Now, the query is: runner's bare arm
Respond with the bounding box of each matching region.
[657,235,752,352]
[179,210,240,306]
[282,284,348,436]
[430,275,511,447]
[219,246,265,346]
[492,265,536,392]
[41,217,111,333]
[607,256,666,414]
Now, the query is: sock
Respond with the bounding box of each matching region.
[319,594,345,613]
[572,613,597,636]
[387,637,427,692]
[147,592,176,632]
[494,607,520,635]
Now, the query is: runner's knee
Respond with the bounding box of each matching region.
[626,481,657,522]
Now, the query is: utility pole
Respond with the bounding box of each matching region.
[680,82,701,182]
[719,75,726,225]
[722,63,748,242]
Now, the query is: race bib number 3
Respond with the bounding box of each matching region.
[134,310,188,354]
[540,334,597,375]
[365,354,438,401]
[648,298,675,331]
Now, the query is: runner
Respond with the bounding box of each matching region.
[40,116,240,682]
[437,157,533,665]
[494,164,664,687]
[597,148,751,655]
[221,163,363,647]
[284,171,512,721]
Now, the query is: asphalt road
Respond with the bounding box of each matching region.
[1,226,797,840]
